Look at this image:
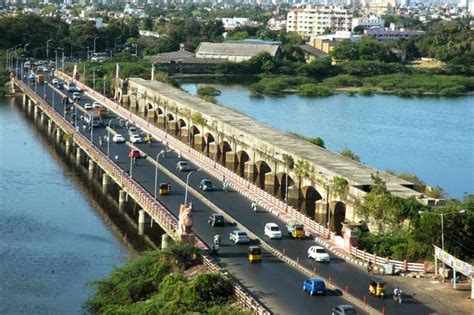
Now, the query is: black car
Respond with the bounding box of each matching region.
[208,214,225,227]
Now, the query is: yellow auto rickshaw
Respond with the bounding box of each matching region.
[159,183,171,195]
[144,134,152,143]
[248,246,262,263]
[369,276,385,297]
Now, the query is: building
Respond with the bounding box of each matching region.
[299,44,328,62]
[308,31,361,54]
[286,5,353,37]
[351,16,385,31]
[221,17,250,31]
[195,40,282,62]
[367,0,396,15]
[364,27,425,41]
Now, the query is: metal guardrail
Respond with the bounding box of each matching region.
[14,77,271,315]
[350,246,427,273]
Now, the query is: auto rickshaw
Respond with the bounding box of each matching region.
[248,246,262,263]
[159,183,171,195]
[369,276,386,297]
[144,134,152,143]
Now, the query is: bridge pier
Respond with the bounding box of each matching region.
[28,99,33,114]
[157,115,166,129]
[55,128,62,143]
[264,172,278,195]
[47,119,53,134]
[65,139,71,155]
[102,174,110,193]
[167,121,177,135]
[225,151,237,171]
[33,105,39,120]
[315,199,329,225]
[193,134,204,151]
[161,234,171,249]
[22,94,27,108]
[179,127,189,143]
[138,209,146,235]
[40,112,45,125]
[76,148,82,165]
[244,162,256,183]
[88,159,95,177]
[118,190,129,212]
[208,142,219,160]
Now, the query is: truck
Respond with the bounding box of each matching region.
[287,223,305,239]
[36,74,45,85]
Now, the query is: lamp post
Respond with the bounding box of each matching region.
[184,169,200,205]
[93,37,99,54]
[419,209,466,283]
[55,49,58,71]
[154,150,166,199]
[46,39,52,60]
[107,118,116,158]
[129,149,134,179]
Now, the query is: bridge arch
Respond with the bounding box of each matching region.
[255,160,272,190]
[236,150,250,176]
[276,172,295,200]
[203,133,216,156]
[218,141,232,166]
[300,186,323,219]
[331,201,346,235]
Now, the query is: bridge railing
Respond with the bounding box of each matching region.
[349,245,427,273]
[56,71,337,242]
[15,77,272,314]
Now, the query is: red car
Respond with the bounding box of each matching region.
[128,149,140,158]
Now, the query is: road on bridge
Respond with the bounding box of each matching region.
[19,69,437,315]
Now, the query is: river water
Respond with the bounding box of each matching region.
[182,83,474,198]
[0,98,130,314]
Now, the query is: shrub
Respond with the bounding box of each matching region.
[322,74,362,88]
[298,84,333,97]
[438,85,466,97]
[197,86,221,97]
[359,87,374,96]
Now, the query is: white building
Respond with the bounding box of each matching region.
[221,17,250,31]
[286,5,353,36]
[365,27,425,41]
[351,16,385,30]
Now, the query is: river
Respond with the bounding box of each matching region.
[181,83,474,198]
[0,98,131,314]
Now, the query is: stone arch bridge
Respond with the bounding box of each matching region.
[115,78,434,235]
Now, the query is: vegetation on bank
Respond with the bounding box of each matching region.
[86,242,247,314]
[197,86,221,97]
[289,132,326,148]
[355,174,474,262]
[0,52,10,97]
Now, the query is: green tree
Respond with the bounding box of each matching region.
[340,147,361,162]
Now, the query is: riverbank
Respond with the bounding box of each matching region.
[249,73,474,98]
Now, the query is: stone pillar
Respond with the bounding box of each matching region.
[179,127,189,143]
[225,151,237,170]
[33,105,39,120]
[287,185,300,202]
[28,99,33,114]
[147,109,157,120]
[167,120,177,134]
[315,199,329,226]
[157,114,166,129]
[65,140,71,156]
[161,234,171,249]
[264,172,278,195]
[55,128,62,143]
[193,134,204,151]
[88,159,95,177]
[138,209,146,235]
[102,174,110,193]
[40,112,45,125]
[76,148,82,165]
[208,142,219,160]
[47,119,53,134]
[244,161,256,183]
[22,94,27,107]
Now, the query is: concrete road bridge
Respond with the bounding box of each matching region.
[115,77,435,234]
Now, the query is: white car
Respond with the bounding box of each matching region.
[307,246,331,263]
[264,223,282,239]
[229,230,250,244]
[84,103,92,110]
[92,101,102,108]
[112,134,125,143]
[176,161,190,171]
[52,78,58,85]
[72,92,81,100]
[130,134,142,144]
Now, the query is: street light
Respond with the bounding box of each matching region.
[46,39,52,60]
[154,150,166,199]
[184,168,201,205]
[418,209,466,253]
[106,118,116,158]
[419,209,466,281]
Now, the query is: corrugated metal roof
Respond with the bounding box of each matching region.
[196,42,280,58]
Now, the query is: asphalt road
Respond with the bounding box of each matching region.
[19,69,437,315]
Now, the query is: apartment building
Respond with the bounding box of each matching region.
[351,16,385,30]
[286,5,353,37]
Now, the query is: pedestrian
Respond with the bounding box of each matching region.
[114,155,119,163]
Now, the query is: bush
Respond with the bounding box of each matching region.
[250,76,309,95]
[322,74,362,88]
[298,84,333,97]
[359,87,374,96]
[197,86,221,97]
[438,85,466,97]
